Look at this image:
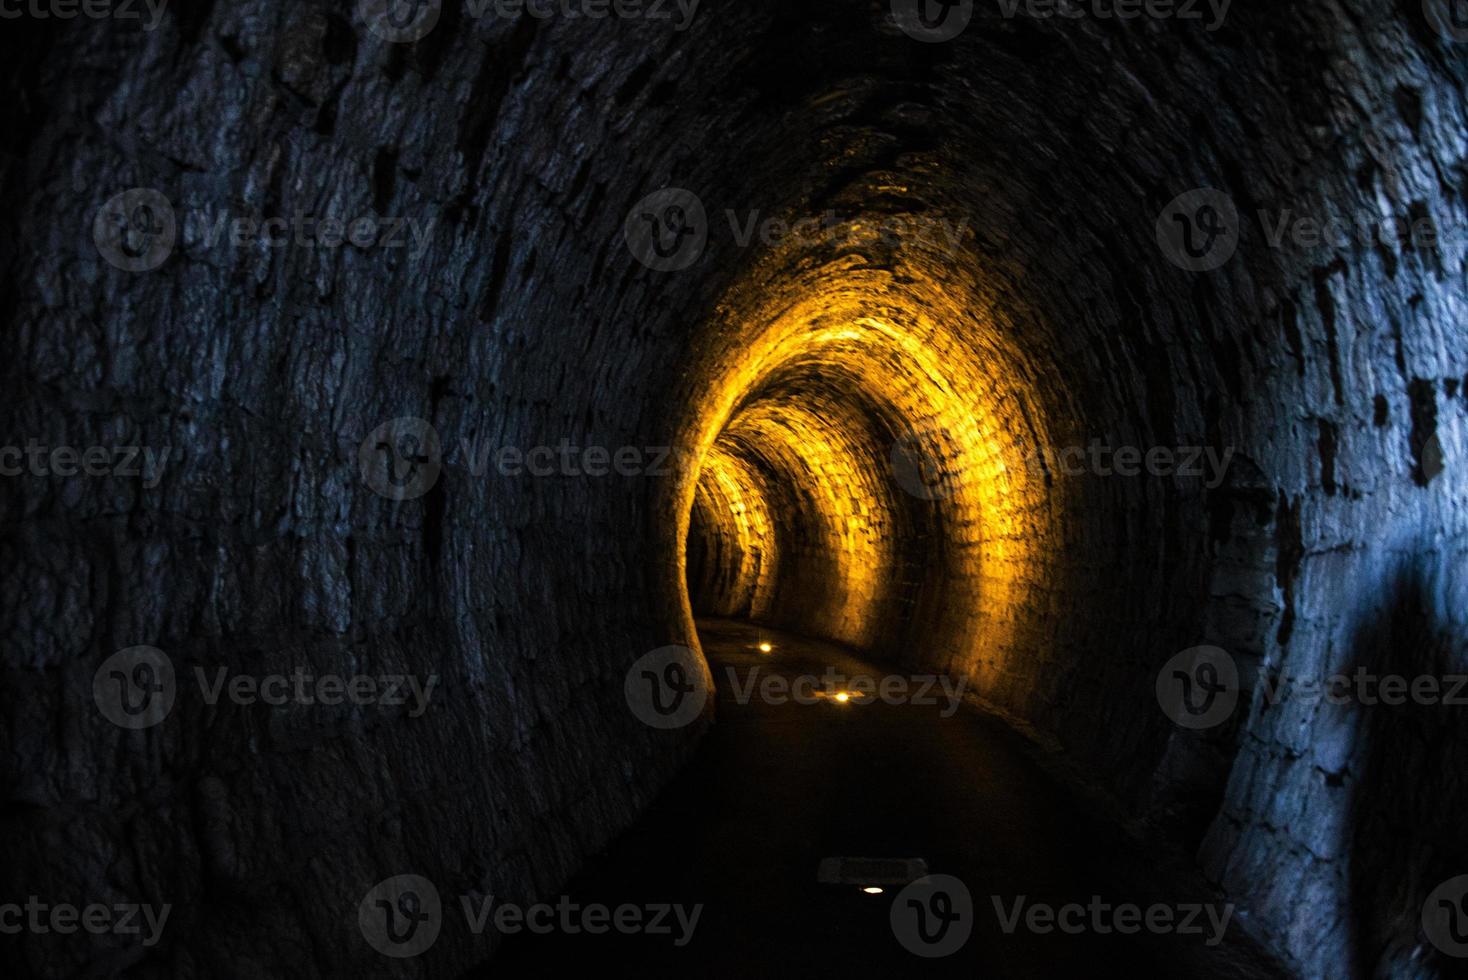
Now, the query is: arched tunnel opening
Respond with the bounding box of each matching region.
[675,273,1028,672]
[3,1,1468,978]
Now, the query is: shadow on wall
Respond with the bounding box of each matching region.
[1345,562,1468,978]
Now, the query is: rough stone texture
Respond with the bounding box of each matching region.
[2,1,1466,977]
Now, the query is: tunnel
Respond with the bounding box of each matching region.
[2,0,1468,976]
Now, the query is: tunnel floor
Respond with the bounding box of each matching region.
[482,620,1289,978]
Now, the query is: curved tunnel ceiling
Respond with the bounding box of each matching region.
[675,251,1035,666]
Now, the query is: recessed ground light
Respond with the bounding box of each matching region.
[758,642,773,653]
[817,857,929,888]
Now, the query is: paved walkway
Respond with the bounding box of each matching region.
[485,619,1286,978]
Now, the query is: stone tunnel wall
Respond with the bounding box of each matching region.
[2,1,1467,978]
[1179,14,1468,975]
[0,4,745,975]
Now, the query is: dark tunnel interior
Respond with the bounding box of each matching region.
[2,1,1468,977]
